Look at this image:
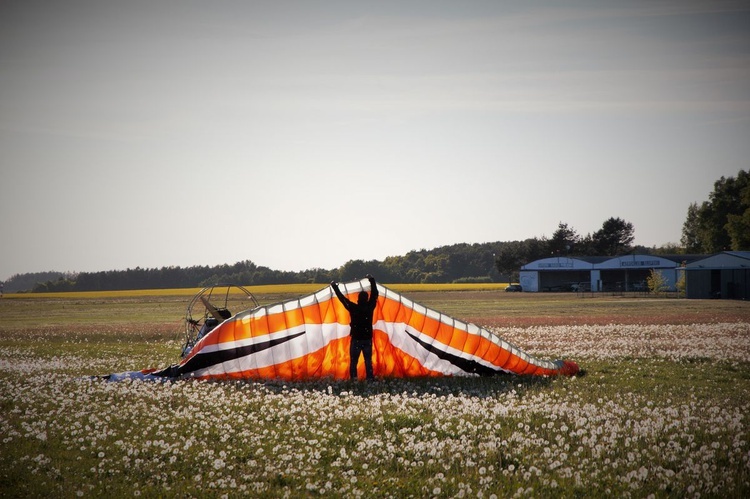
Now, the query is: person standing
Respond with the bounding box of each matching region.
[331,274,379,380]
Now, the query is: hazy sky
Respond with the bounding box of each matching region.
[1,0,749,281]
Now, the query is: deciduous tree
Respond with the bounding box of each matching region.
[494,238,548,283]
[683,169,750,252]
[646,269,668,295]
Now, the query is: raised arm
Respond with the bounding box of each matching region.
[331,281,353,309]
[367,275,378,305]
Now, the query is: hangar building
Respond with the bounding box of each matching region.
[683,251,750,300]
[519,254,704,293]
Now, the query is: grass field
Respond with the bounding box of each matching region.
[1,288,749,497]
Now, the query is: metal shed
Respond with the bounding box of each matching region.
[684,251,750,300]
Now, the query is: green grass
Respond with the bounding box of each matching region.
[3,288,748,329]
[1,291,749,497]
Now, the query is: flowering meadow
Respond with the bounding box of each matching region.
[1,293,749,498]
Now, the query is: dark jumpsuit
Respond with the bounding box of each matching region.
[332,277,379,380]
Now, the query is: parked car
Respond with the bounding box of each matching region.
[505,284,523,292]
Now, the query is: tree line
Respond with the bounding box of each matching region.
[2,219,639,292]
[681,169,750,253]
[3,169,746,293]
[8,244,504,293]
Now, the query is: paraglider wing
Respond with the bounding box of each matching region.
[158,279,579,381]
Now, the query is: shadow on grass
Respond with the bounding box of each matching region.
[216,372,577,400]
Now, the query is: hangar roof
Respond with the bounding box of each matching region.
[522,254,709,271]
[520,256,604,271]
[686,251,750,269]
[598,255,679,269]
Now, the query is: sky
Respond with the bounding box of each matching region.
[1,0,749,281]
